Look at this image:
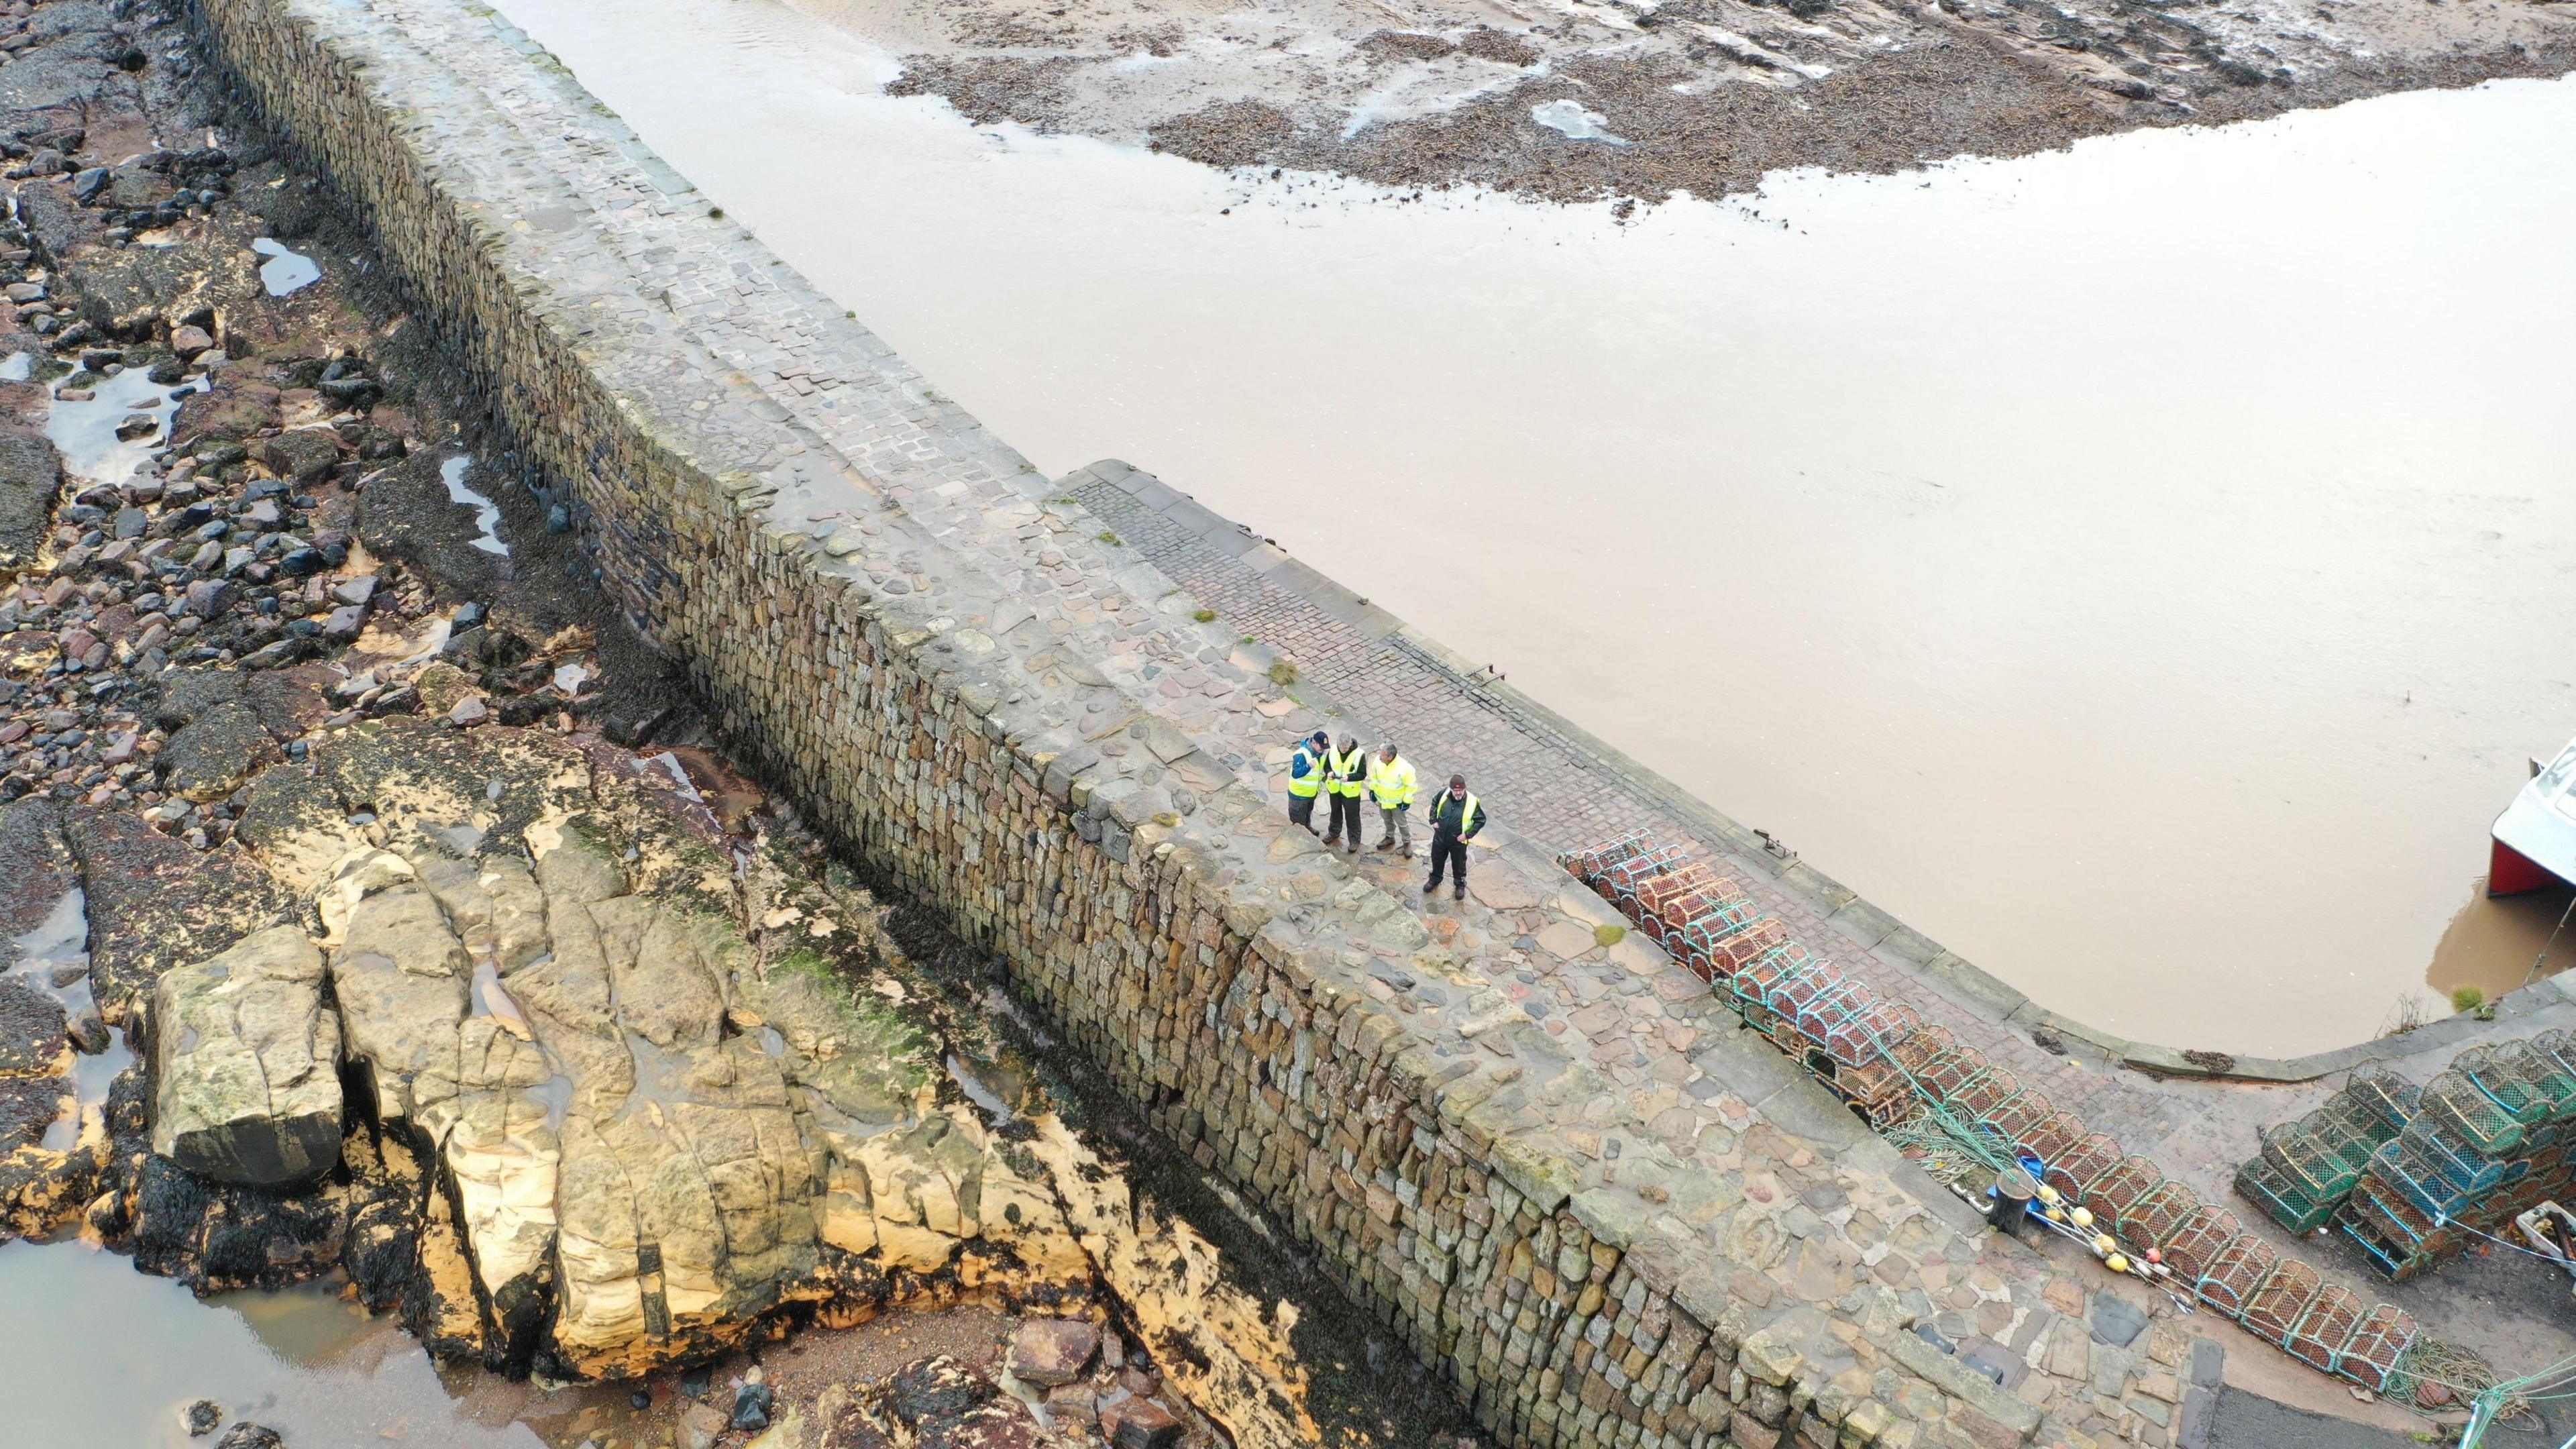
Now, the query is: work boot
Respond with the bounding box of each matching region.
[1402,845,1415,860]
[1322,833,1340,847]
[1376,836,1395,851]
[1346,837,1358,854]
[1453,885,1466,902]
[1422,880,1438,896]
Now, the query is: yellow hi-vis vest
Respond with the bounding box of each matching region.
[1287,742,1325,798]
[1436,791,1483,837]
[1328,746,1367,796]
[1368,754,1417,808]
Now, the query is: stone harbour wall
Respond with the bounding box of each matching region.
[184,3,2048,1445]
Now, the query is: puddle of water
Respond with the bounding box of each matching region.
[0,350,30,382]
[647,750,703,802]
[250,237,321,297]
[469,959,535,1038]
[1529,99,1625,144]
[5,890,125,1152]
[48,368,203,487]
[0,1242,549,1448]
[2428,877,2576,1010]
[944,1053,1014,1122]
[439,455,509,555]
[490,0,2576,1053]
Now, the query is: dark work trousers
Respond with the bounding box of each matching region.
[1326,791,1364,844]
[1426,833,1470,892]
[1288,793,1318,833]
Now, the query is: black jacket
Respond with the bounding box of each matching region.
[1426,792,1485,840]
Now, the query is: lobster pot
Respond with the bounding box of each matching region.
[2457,1043,2562,1128]
[2418,1068,2529,1159]
[1762,1011,1835,1084]
[1774,967,1864,1049]
[2337,1067,2423,1136]
[2127,1180,2204,1252]
[1913,1043,1993,1106]
[2341,1217,2446,1284]
[1888,1026,1955,1076]
[1943,1065,2027,1126]
[2285,1284,2367,1376]
[1633,860,1717,920]
[1729,941,1828,1018]
[2195,1235,2279,1320]
[2239,1154,2334,1234]
[1670,902,1766,983]
[2487,1038,2576,1120]
[2538,1027,2576,1088]
[2369,1136,2481,1220]
[2339,1305,2420,1391]
[1648,884,1748,952]
[1705,919,1791,981]
[2046,1133,2126,1204]
[2343,1174,2463,1280]
[2161,1204,2246,1283]
[2240,1260,2325,1345]
[1562,831,1656,888]
[2019,1111,2090,1172]
[1813,996,1922,1073]
[1601,843,1691,915]
[2272,1097,2401,1202]
[2396,1117,2516,1200]
[1831,1057,1917,1126]
[2081,1156,2168,1240]
[1980,1086,2059,1155]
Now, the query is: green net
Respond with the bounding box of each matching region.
[2420,1068,2528,1159]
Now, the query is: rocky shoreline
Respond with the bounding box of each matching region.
[0,5,1470,1446]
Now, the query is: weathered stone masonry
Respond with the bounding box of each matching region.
[183,3,2045,1445]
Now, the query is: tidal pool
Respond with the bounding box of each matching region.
[486,0,2576,1055]
[0,1242,550,1448]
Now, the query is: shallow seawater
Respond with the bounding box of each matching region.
[441,453,510,555]
[252,237,321,296]
[5,890,125,1151]
[0,1243,551,1448]
[488,0,2576,1054]
[47,366,202,487]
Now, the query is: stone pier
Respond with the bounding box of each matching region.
[176,2,2317,1444]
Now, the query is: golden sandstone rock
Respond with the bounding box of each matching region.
[168,723,1101,1375]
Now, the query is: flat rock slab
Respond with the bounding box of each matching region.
[1467,861,1546,910]
[1534,920,1597,960]
[2091,1292,2149,1348]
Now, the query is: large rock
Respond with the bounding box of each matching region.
[158,700,279,803]
[150,926,344,1188]
[0,430,60,574]
[0,977,67,1077]
[231,724,1090,1375]
[1008,1319,1099,1387]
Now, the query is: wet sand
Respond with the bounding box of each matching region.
[804,0,2576,205]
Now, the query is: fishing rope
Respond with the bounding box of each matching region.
[2527,892,2576,989]
[2432,1208,2576,1271]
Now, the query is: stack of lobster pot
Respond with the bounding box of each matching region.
[2337,1032,2576,1281]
